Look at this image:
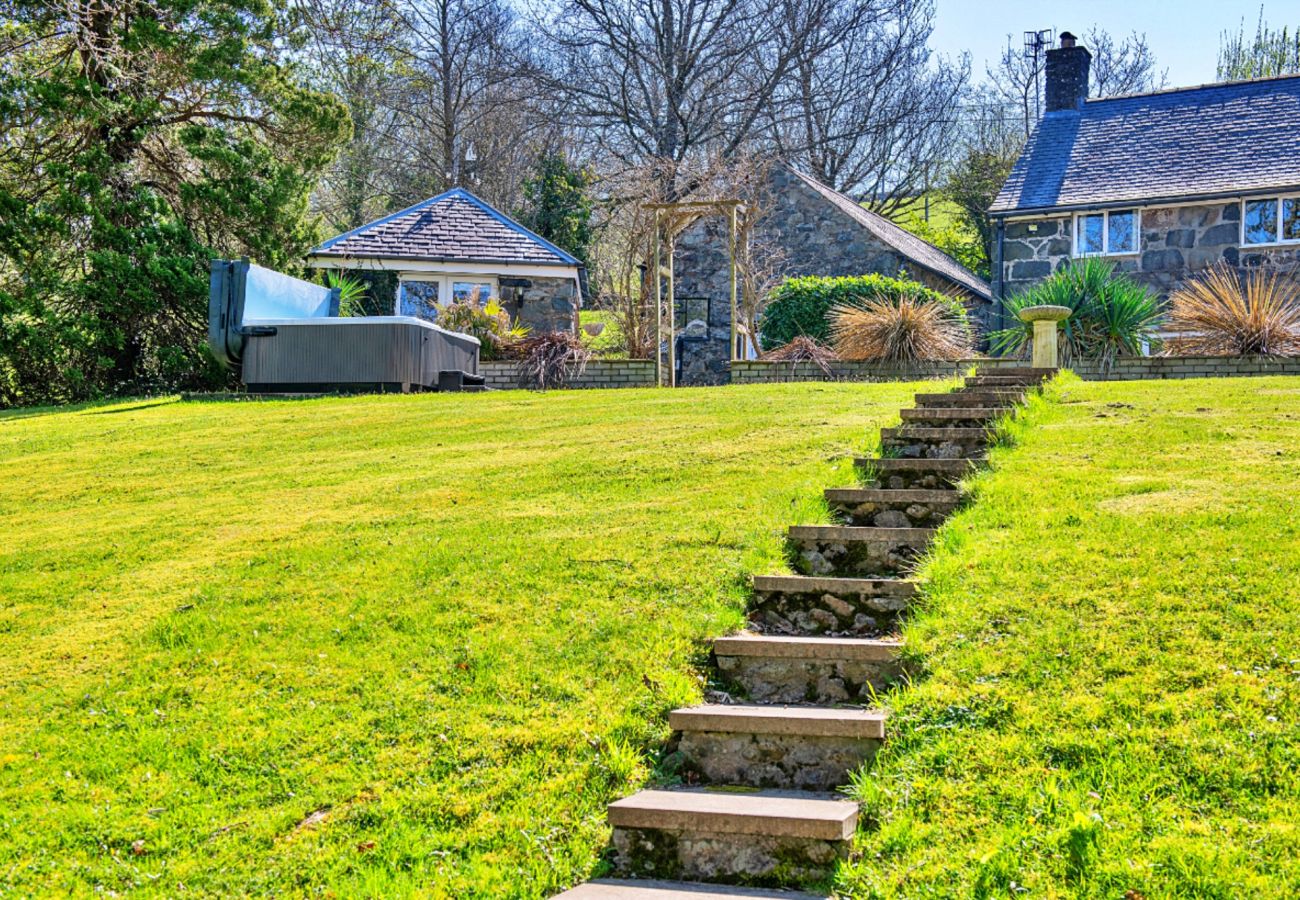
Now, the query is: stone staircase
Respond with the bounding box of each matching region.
[554,367,1055,899]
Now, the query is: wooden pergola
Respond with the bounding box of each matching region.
[644,199,746,386]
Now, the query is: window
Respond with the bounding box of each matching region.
[397,275,498,314]
[1075,209,1138,255]
[1245,197,1300,245]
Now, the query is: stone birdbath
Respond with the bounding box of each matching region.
[1017,304,1071,369]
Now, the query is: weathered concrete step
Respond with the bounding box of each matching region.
[671,704,886,739]
[750,574,914,635]
[856,456,979,490]
[825,486,960,528]
[898,406,1005,427]
[788,525,933,577]
[671,704,886,791]
[609,789,857,883]
[914,391,1023,409]
[880,426,991,459]
[714,633,906,703]
[554,880,826,899]
[975,366,1056,378]
[965,375,1044,388]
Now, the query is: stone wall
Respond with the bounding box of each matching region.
[479,359,656,390]
[734,356,1300,383]
[1000,201,1300,300]
[500,275,578,334]
[730,360,968,384]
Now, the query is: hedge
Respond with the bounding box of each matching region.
[759,273,968,351]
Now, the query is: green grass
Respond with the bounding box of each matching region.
[577,309,627,357]
[0,382,921,897]
[844,374,1300,898]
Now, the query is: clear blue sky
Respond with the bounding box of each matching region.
[929,0,1300,88]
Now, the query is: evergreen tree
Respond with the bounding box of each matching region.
[0,0,349,404]
[519,154,595,270]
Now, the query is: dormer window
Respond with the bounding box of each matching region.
[1075,209,1138,256]
[1243,197,1300,245]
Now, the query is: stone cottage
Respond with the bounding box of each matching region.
[673,164,993,385]
[990,32,1300,320]
[306,187,583,333]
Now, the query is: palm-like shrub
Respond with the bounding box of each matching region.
[326,272,368,317]
[512,331,592,390]
[761,335,839,376]
[1164,264,1300,356]
[992,259,1161,367]
[437,299,529,361]
[831,294,972,364]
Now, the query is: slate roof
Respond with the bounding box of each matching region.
[309,188,581,267]
[991,74,1300,215]
[787,167,992,300]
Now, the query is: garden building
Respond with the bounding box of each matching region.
[306,187,584,334]
[674,163,993,385]
[991,32,1300,309]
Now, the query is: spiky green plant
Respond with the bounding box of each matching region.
[326,271,368,317]
[992,259,1162,368]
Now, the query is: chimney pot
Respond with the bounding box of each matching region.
[1045,33,1091,112]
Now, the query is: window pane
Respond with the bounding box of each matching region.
[1244,200,1277,244]
[1107,210,1137,253]
[1283,198,1300,242]
[1079,214,1104,254]
[452,281,493,305]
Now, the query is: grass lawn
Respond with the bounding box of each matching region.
[845,374,1300,898]
[0,381,926,897]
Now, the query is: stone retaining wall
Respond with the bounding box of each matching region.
[732,357,1300,383]
[479,359,656,390]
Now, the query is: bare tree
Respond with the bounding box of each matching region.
[1085,27,1167,96]
[774,0,968,213]
[540,0,875,198]
[987,26,1166,138]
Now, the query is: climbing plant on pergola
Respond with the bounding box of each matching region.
[643,199,746,386]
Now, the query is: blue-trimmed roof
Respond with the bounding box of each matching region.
[309,188,581,266]
[991,74,1300,215]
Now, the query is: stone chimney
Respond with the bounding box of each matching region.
[1045,31,1091,112]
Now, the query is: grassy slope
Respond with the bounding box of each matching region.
[845,375,1300,898]
[0,382,924,898]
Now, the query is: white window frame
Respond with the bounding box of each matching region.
[1073,209,1141,257]
[395,274,499,312]
[1240,195,1300,248]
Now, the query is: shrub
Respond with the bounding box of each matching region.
[512,331,592,390]
[325,271,368,317]
[437,299,528,361]
[1164,264,1300,356]
[761,335,839,375]
[992,259,1162,368]
[759,274,968,351]
[831,294,973,363]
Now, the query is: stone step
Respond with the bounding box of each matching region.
[608,789,857,883]
[914,390,1024,409]
[714,633,906,703]
[787,525,933,578]
[554,880,827,899]
[898,406,1005,427]
[856,457,978,490]
[879,426,991,459]
[750,574,915,635]
[670,704,886,791]
[825,486,960,528]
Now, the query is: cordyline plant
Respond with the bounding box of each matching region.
[830,295,972,364]
[512,331,593,390]
[991,259,1162,369]
[1164,264,1300,356]
[761,336,839,376]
